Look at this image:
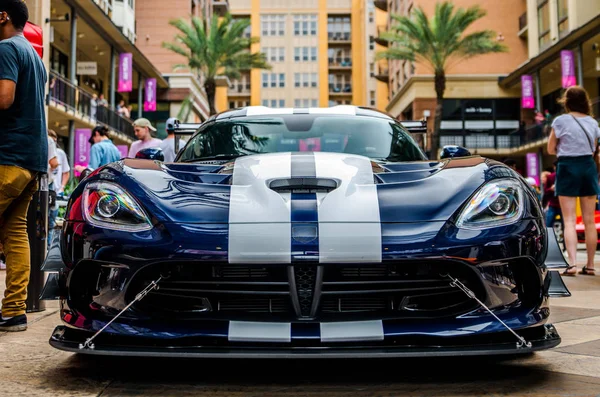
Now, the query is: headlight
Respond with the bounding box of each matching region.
[456,179,524,229]
[82,181,152,231]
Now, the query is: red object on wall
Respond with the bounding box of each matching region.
[23,21,43,58]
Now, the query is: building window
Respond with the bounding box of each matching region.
[261,14,285,36]
[262,99,269,106]
[294,47,317,62]
[294,99,319,107]
[294,14,317,36]
[370,62,374,77]
[370,90,375,106]
[263,73,285,88]
[368,11,374,23]
[537,1,550,50]
[327,16,351,41]
[369,35,374,50]
[294,73,318,88]
[557,0,569,38]
[263,47,285,62]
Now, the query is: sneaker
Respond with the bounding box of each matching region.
[0,314,27,332]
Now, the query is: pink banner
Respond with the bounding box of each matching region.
[118,53,133,92]
[521,75,535,109]
[526,152,539,186]
[74,129,91,177]
[561,50,576,88]
[143,78,157,112]
[116,145,129,159]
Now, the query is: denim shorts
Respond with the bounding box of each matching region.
[556,155,600,197]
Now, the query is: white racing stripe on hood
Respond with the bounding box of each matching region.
[228,153,292,263]
[314,152,382,263]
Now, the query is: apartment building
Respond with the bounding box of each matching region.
[219,0,388,112]
[136,0,223,129]
[379,0,529,156]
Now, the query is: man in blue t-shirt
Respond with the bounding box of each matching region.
[0,0,48,331]
[74,126,123,175]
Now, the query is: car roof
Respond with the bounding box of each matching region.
[208,105,395,122]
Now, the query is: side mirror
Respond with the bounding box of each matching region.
[440,145,471,159]
[135,147,165,162]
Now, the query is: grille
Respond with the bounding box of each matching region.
[318,262,484,318]
[127,261,483,321]
[294,266,317,316]
[218,298,288,313]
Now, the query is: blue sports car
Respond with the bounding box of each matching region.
[43,106,571,358]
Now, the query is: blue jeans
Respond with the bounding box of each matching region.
[48,207,58,249]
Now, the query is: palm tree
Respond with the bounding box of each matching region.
[163,14,271,116]
[377,2,507,158]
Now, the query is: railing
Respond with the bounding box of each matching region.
[329,83,352,94]
[49,71,135,140]
[328,57,352,67]
[518,12,527,31]
[228,83,251,94]
[328,32,351,41]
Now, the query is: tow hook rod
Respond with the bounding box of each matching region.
[79,276,162,350]
[443,274,532,349]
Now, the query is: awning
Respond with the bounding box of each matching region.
[64,0,169,88]
[499,15,600,89]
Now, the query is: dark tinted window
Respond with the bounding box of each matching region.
[178,115,426,162]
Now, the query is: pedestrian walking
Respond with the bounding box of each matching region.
[0,0,49,331]
[74,126,122,175]
[47,130,70,249]
[128,118,162,158]
[547,85,600,276]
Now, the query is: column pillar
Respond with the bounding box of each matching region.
[68,120,75,173]
[577,42,584,86]
[69,7,77,84]
[138,71,143,119]
[534,70,542,111]
[110,48,116,108]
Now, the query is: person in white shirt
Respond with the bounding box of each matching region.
[159,119,186,162]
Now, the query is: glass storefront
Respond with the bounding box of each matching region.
[439,98,521,149]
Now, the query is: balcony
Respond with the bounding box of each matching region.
[374,64,389,83]
[328,32,352,45]
[329,83,353,96]
[518,12,528,38]
[92,0,113,18]
[328,57,352,70]
[48,71,135,140]
[374,0,388,11]
[212,0,230,16]
[374,25,389,47]
[228,83,251,96]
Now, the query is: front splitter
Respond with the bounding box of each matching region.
[49,324,560,359]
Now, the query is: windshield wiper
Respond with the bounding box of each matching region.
[181,154,247,163]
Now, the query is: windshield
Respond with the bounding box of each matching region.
[177,114,427,162]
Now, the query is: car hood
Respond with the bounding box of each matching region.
[109,153,499,224]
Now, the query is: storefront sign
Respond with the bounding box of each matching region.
[526,152,539,186]
[76,62,97,75]
[521,75,535,109]
[560,50,576,88]
[464,107,492,114]
[118,53,133,92]
[116,145,129,159]
[74,129,91,177]
[143,78,157,112]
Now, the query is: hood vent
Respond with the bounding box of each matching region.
[269,178,340,194]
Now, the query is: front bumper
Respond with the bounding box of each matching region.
[50,323,560,358]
